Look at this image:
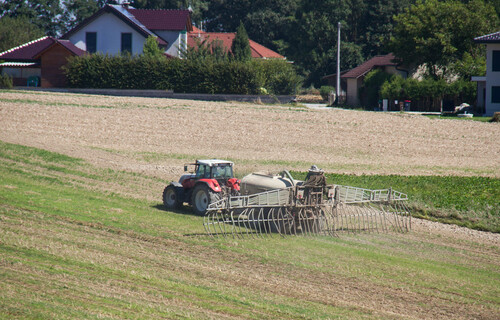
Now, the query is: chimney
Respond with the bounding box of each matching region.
[122,2,130,9]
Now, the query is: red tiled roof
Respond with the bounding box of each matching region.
[341,53,397,79]
[248,39,284,59]
[127,8,192,31]
[0,37,53,61]
[191,26,206,34]
[0,37,86,61]
[474,31,500,43]
[187,32,285,59]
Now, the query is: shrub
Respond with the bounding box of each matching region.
[0,73,13,89]
[380,76,477,111]
[64,54,300,95]
[319,86,335,101]
[359,70,392,108]
[491,112,500,122]
[255,59,302,95]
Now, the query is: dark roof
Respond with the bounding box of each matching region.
[61,5,168,45]
[341,53,398,79]
[187,32,285,59]
[128,8,192,31]
[0,37,53,61]
[474,31,500,43]
[34,39,86,58]
[0,37,85,61]
[57,39,86,56]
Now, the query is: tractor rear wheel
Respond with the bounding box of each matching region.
[163,185,182,209]
[191,184,219,216]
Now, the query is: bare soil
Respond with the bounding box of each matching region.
[1,90,498,182]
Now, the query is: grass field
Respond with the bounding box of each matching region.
[423,115,493,122]
[1,141,499,319]
[291,171,500,233]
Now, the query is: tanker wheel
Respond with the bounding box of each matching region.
[163,185,182,209]
[191,184,219,216]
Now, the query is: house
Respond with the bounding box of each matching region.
[0,36,85,87]
[473,31,500,116]
[60,4,191,57]
[188,28,285,59]
[0,3,284,88]
[323,53,408,106]
[60,3,283,59]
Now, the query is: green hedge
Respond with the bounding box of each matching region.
[319,86,335,101]
[0,73,13,89]
[380,75,476,107]
[64,54,301,95]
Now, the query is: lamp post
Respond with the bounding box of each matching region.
[336,22,341,105]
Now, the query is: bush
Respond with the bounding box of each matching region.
[380,75,477,111]
[359,70,392,109]
[64,54,300,95]
[0,73,13,89]
[491,112,500,122]
[319,86,335,101]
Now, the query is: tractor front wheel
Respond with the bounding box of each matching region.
[163,185,182,209]
[191,184,218,216]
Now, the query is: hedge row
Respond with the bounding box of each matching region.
[64,54,301,95]
[380,75,476,103]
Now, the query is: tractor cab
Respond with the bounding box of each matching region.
[184,160,234,181]
[164,159,240,215]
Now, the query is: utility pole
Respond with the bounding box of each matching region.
[336,22,341,105]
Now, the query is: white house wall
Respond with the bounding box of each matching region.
[485,43,500,116]
[154,30,183,57]
[346,78,360,106]
[68,12,146,55]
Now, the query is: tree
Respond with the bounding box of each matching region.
[231,22,252,62]
[0,16,44,52]
[450,52,487,79]
[0,0,65,36]
[389,0,499,79]
[359,69,392,108]
[361,0,413,57]
[62,0,113,33]
[204,0,299,50]
[143,35,164,58]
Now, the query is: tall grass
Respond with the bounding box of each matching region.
[291,171,500,233]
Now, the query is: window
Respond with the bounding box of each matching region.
[121,33,132,53]
[195,165,210,179]
[493,51,500,72]
[86,32,96,53]
[491,86,500,103]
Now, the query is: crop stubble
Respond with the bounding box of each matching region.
[0,91,499,182]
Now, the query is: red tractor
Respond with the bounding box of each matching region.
[162,160,240,215]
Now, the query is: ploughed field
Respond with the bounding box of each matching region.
[0,90,499,183]
[0,90,499,319]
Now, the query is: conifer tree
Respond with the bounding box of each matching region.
[231,22,252,62]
